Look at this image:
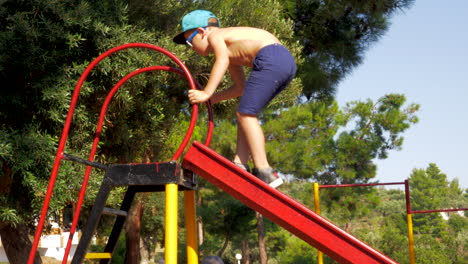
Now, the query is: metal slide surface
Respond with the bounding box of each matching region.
[182,141,398,264]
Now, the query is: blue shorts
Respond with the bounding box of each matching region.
[238,44,296,115]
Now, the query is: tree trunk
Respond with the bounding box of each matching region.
[256,212,268,264]
[216,231,229,257]
[139,237,149,264]
[0,222,42,264]
[241,239,250,264]
[197,193,204,245]
[125,199,144,264]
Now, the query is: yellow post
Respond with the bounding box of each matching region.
[184,190,199,264]
[313,183,323,264]
[407,213,416,264]
[165,183,178,264]
[85,253,112,259]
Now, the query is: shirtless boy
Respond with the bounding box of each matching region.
[173,10,296,188]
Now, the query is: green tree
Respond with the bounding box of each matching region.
[207,94,419,261]
[264,94,419,185]
[281,0,415,99]
[373,189,409,263]
[409,164,449,235]
[409,163,467,263]
[446,214,468,263]
[0,1,129,262]
[0,0,193,262]
[197,182,257,257]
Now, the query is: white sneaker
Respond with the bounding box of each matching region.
[252,167,283,188]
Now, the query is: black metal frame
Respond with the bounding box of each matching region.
[71,161,196,264]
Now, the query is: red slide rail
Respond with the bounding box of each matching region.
[182,141,398,264]
[28,43,213,263]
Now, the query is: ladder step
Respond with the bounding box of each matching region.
[85,252,112,259]
[103,207,128,217]
[62,153,108,170]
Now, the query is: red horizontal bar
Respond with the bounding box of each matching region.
[320,182,405,188]
[411,208,467,214]
[182,142,398,264]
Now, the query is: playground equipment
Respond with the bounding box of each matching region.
[27,43,210,264]
[28,44,399,264]
[313,181,468,264]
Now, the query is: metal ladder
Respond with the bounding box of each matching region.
[66,155,196,264]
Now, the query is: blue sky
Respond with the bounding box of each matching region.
[336,1,468,189]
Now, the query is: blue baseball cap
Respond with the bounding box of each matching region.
[173,10,220,44]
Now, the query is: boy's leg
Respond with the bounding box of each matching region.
[236,112,269,169]
[233,126,251,172]
[236,111,283,188]
[233,124,250,165]
[234,45,295,187]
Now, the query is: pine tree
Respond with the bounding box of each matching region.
[281,0,415,99]
[410,164,448,235]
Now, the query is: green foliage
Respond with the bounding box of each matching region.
[264,100,342,180]
[446,215,468,264]
[410,164,450,235]
[255,94,419,186]
[407,164,468,263]
[209,93,419,232]
[274,231,315,263]
[0,126,57,226]
[127,0,193,31]
[281,0,415,99]
[448,214,467,233]
[197,179,465,263]
[332,94,419,183]
[198,181,257,254]
[4,1,462,264]
[0,208,21,227]
[413,234,451,264]
[140,193,166,258]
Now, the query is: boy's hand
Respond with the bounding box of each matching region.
[188,89,211,104]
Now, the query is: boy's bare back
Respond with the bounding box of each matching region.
[207,27,281,67]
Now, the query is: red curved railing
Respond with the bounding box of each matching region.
[28,43,213,264]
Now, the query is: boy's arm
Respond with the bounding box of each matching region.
[210,65,245,104]
[188,32,229,104]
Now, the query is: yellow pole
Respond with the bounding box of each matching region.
[184,190,199,264]
[407,213,416,264]
[313,183,323,264]
[165,183,178,264]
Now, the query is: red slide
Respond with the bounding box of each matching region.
[182,141,398,264]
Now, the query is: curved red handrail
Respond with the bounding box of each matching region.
[62,66,213,262]
[28,43,213,264]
